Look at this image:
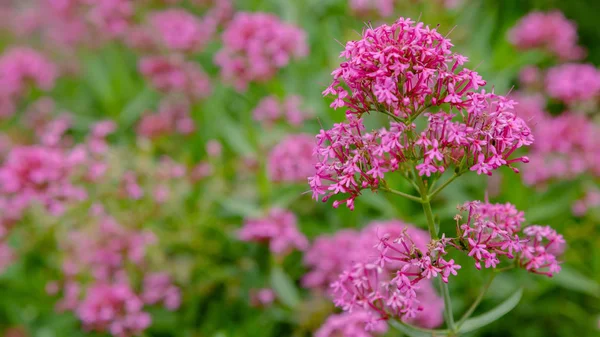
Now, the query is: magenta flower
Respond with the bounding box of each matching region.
[238,208,308,255]
[508,10,585,60]
[141,272,181,310]
[139,55,211,100]
[267,134,315,183]
[311,18,533,209]
[544,63,600,104]
[136,98,195,139]
[315,311,388,337]
[0,47,58,97]
[252,95,310,127]
[0,145,87,221]
[76,282,151,337]
[215,12,308,91]
[147,9,214,53]
[305,220,444,328]
[457,201,563,276]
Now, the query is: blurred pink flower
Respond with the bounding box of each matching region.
[545,63,600,104]
[137,98,195,139]
[77,282,151,337]
[0,47,58,96]
[215,12,308,91]
[148,9,214,53]
[253,95,310,127]
[139,56,211,100]
[0,145,87,221]
[142,272,181,310]
[267,133,315,183]
[508,11,585,60]
[316,311,388,337]
[238,208,308,255]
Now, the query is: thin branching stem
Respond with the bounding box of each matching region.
[456,273,497,329]
[381,186,423,203]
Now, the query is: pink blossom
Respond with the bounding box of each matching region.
[545,63,600,103]
[84,0,134,37]
[305,221,443,328]
[508,10,585,60]
[77,282,151,337]
[238,208,308,255]
[215,12,308,91]
[0,47,58,97]
[457,201,563,276]
[311,18,533,209]
[316,311,388,337]
[141,273,181,310]
[0,145,86,221]
[267,134,315,183]
[137,98,195,139]
[253,95,310,127]
[250,288,276,307]
[147,9,214,52]
[349,0,394,17]
[139,55,211,100]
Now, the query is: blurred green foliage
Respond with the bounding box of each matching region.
[0,1,599,337]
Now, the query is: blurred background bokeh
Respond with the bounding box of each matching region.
[0,0,598,336]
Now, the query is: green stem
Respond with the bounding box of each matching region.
[439,278,457,333]
[421,198,437,239]
[381,186,423,203]
[419,183,457,332]
[456,273,496,329]
[428,173,460,201]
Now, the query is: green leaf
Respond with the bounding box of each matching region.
[219,117,256,156]
[269,266,300,309]
[389,320,449,337]
[459,288,523,333]
[217,198,262,217]
[119,87,157,128]
[552,266,600,298]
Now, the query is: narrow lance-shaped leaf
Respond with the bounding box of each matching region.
[459,287,523,333]
[269,266,300,309]
[389,319,449,337]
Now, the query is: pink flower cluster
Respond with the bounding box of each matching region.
[544,63,600,104]
[137,99,195,139]
[77,283,151,337]
[84,0,134,37]
[457,201,563,276]
[139,55,211,100]
[54,213,180,337]
[0,47,58,118]
[311,18,533,209]
[238,208,308,255]
[572,188,600,217]
[252,95,310,127]
[324,17,486,119]
[304,221,444,329]
[267,134,315,183]
[215,12,308,91]
[521,112,600,186]
[329,202,563,327]
[508,11,585,61]
[349,0,394,17]
[315,311,388,337]
[141,272,182,310]
[0,145,86,222]
[137,9,214,53]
